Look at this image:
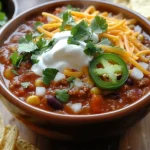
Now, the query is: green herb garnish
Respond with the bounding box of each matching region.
[60,11,75,31]
[90,16,108,34]
[21,82,30,88]
[55,89,69,103]
[42,68,58,85]
[67,37,79,45]
[10,51,23,67]
[99,38,112,46]
[84,42,103,56]
[34,21,43,30]
[67,76,75,82]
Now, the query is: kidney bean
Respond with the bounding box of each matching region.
[46,95,63,110]
[126,78,134,86]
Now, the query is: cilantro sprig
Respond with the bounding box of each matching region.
[42,68,58,85]
[10,33,56,67]
[90,16,108,34]
[60,11,75,31]
[10,51,23,67]
[55,89,69,103]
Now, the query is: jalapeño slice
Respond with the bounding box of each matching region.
[89,53,129,90]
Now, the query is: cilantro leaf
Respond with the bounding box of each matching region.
[19,33,33,43]
[31,38,56,63]
[18,42,38,53]
[11,69,18,75]
[99,38,112,46]
[42,68,58,85]
[31,54,39,64]
[67,37,79,45]
[67,76,75,83]
[34,21,43,30]
[10,51,23,67]
[21,82,30,88]
[55,89,69,103]
[66,5,80,12]
[59,5,80,18]
[84,42,103,56]
[36,38,55,49]
[60,11,75,31]
[90,16,108,34]
[71,20,91,40]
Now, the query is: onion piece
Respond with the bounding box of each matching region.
[139,62,149,69]
[74,78,83,88]
[36,87,46,97]
[54,72,66,82]
[130,67,143,80]
[70,103,82,113]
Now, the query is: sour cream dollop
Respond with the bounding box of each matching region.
[31,31,98,76]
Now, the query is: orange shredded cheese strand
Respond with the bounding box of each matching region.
[84,6,96,14]
[42,12,62,22]
[124,34,130,52]
[43,23,61,29]
[37,26,53,37]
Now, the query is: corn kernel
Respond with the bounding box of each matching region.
[137,34,144,42]
[34,79,44,87]
[26,95,40,105]
[90,87,101,95]
[3,68,14,80]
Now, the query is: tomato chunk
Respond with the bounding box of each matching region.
[90,94,104,113]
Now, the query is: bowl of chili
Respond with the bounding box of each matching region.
[0,0,150,140]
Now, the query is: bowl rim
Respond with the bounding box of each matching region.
[0,0,150,123]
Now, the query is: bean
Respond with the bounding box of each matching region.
[105,93,120,99]
[46,95,63,110]
[126,78,134,86]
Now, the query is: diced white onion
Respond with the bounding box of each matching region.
[130,67,143,80]
[74,78,83,88]
[70,103,82,113]
[139,62,149,69]
[36,87,46,97]
[54,72,65,82]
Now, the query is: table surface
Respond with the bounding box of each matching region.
[0,0,150,149]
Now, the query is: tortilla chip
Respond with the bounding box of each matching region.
[16,136,39,150]
[0,114,5,144]
[0,125,19,150]
[130,0,150,20]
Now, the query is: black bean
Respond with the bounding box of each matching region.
[46,95,63,110]
[126,78,134,86]
[105,93,120,99]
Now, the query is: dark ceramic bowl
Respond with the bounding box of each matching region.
[1,0,18,20]
[0,0,150,140]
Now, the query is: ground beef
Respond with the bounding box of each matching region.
[126,89,143,102]
[138,78,150,87]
